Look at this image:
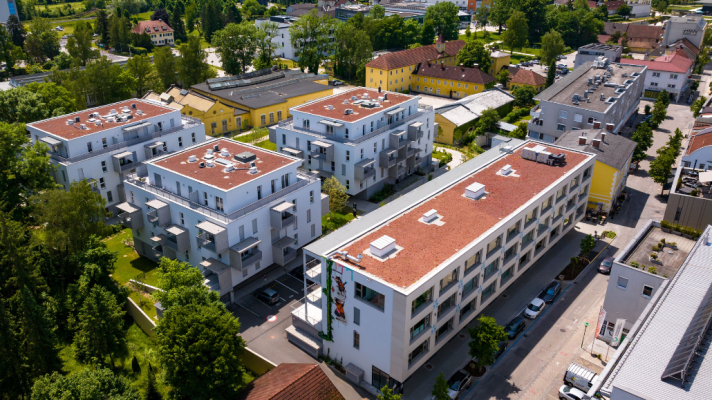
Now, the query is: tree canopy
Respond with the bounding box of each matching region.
[457,39,492,73]
[468,315,508,371]
[424,2,460,41]
[290,10,336,73]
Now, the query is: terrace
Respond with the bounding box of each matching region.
[622,226,696,278]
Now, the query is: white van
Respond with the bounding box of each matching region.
[564,362,598,393]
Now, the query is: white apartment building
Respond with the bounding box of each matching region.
[27,99,207,214]
[619,52,694,103]
[270,87,435,199]
[293,140,596,392]
[529,59,646,143]
[119,138,326,302]
[663,15,707,50]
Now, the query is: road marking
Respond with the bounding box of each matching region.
[275,279,299,294]
[251,295,273,310]
[286,273,304,285]
[279,297,287,302]
[235,302,260,317]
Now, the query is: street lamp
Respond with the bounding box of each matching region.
[581,322,590,349]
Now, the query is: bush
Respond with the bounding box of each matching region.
[175,39,182,46]
[652,245,660,252]
[630,261,640,268]
[691,190,699,197]
[660,220,703,239]
[131,46,148,55]
[501,107,532,123]
[648,266,658,275]
[369,184,396,203]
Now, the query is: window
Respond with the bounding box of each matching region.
[374,142,377,153]
[178,137,183,147]
[465,250,482,273]
[87,142,93,152]
[102,138,107,148]
[180,212,184,225]
[670,74,678,79]
[519,251,531,270]
[440,268,459,291]
[192,132,196,143]
[346,180,350,190]
[216,196,224,212]
[106,191,113,202]
[257,185,262,200]
[282,134,286,145]
[525,208,537,225]
[311,224,316,237]
[558,110,568,119]
[222,119,228,132]
[487,236,501,255]
[460,297,476,319]
[252,219,258,234]
[557,124,566,131]
[522,230,534,246]
[642,285,653,298]
[99,177,105,189]
[617,276,628,290]
[412,287,433,314]
[211,122,216,134]
[204,192,208,206]
[481,281,496,301]
[588,117,595,124]
[307,209,311,223]
[652,72,660,77]
[504,244,517,261]
[260,114,266,125]
[668,84,676,89]
[651,82,658,87]
[410,314,431,340]
[435,318,454,342]
[463,276,478,295]
[507,221,520,241]
[353,331,360,349]
[101,161,107,173]
[542,196,552,211]
[408,338,429,365]
[360,148,364,159]
[438,293,456,315]
[355,282,385,310]
[277,111,282,121]
[484,259,499,280]
[303,120,310,129]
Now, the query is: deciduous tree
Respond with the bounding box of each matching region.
[213,22,261,75]
[432,372,450,400]
[151,7,171,24]
[502,10,528,55]
[255,21,283,70]
[691,96,707,118]
[496,69,510,86]
[127,54,161,97]
[31,368,140,400]
[73,286,126,366]
[66,21,99,66]
[424,2,460,40]
[457,39,492,73]
[630,122,653,162]
[290,9,336,73]
[6,14,25,47]
[513,85,536,108]
[474,108,500,137]
[333,23,372,81]
[468,315,508,373]
[177,34,212,88]
[24,17,60,64]
[153,45,177,91]
[546,59,556,87]
[540,30,565,67]
[323,176,349,215]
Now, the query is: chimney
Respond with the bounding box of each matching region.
[460,63,464,71]
[441,63,445,70]
[593,121,601,129]
[578,136,586,145]
[427,59,431,67]
[472,63,479,70]
[601,132,606,142]
[592,139,601,149]
[605,123,614,132]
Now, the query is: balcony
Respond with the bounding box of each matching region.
[112,151,139,173]
[272,236,297,266]
[146,199,171,227]
[116,202,144,230]
[281,146,304,159]
[143,141,164,160]
[389,130,408,150]
[270,201,295,230]
[354,158,376,181]
[310,140,334,163]
[196,220,229,254]
[163,224,190,253]
[379,148,397,168]
[388,163,406,179]
[200,257,233,296]
[407,122,424,141]
[228,237,262,272]
[305,258,321,282]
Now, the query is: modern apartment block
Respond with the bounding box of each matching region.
[269,87,436,199]
[574,44,623,69]
[119,138,326,302]
[293,140,596,392]
[528,59,646,143]
[27,99,207,214]
[663,15,707,49]
[255,16,299,61]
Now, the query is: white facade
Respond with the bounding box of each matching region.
[682,129,712,171]
[271,87,435,198]
[256,17,298,61]
[0,0,18,24]
[639,66,691,102]
[26,99,207,214]
[300,140,596,390]
[627,2,651,18]
[120,138,325,302]
[663,15,707,50]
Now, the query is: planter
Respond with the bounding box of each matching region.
[664,243,678,250]
[672,231,682,236]
[661,228,671,233]
[683,234,694,240]
[328,364,347,377]
[648,257,662,265]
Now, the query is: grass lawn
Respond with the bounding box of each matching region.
[509,54,536,65]
[498,44,541,57]
[253,139,277,151]
[134,11,153,21]
[459,30,503,43]
[27,18,92,35]
[322,212,355,235]
[38,1,85,13]
[105,228,160,287]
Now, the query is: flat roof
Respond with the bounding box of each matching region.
[535,62,646,113]
[312,141,592,289]
[293,87,413,123]
[622,226,697,278]
[579,43,622,51]
[28,99,175,140]
[150,139,299,191]
[602,226,712,399]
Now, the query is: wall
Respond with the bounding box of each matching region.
[490,55,511,75]
[575,49,623,69]
[181,102,246,137]
[412,74,489,99]
[588,160,619,211]
[126,296,157,337]
[365,54,460,93]
[682,145,712,171]
[242,348,277,375]
[663,19,706,49]
[640,68,689,102]
[434,115,458,145]
[664,192,712,230]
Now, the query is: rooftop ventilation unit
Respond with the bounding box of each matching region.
[74,116,80,123]
[600,94,606,101]
[199,162,205,168]
[578,136,586,145]
[351,96,358,100]
[370,235,396,258]
[66,119,74,125]
[500,165,512,175]
[110,109,117,115]
[136,110,143,115]
[423,209,438,223]
[206,149,214,156]
[522,145,548,162]
[225,164,234,172]
[131,103,137,109]
[326,105,334,110]
[221,149,230,157]
[188,155,197,163]
[465,182,485,200]
[213,144,220,152]
[79,124,87,130]
[249,162,258,174]
[122,106,130,112]
[234,152,256,163]
[362,93,369,99]
[344,109,353,115]
[206,161,215,168]
[343,100,349,104]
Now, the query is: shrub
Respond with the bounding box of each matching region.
[175,39,182,46]
[660,238,665,244]
[630,261,640,268]
[650,253,658,260]
[648,266,658,275]
[369,184,396,203]
[691,190,699,197]
[670,242,677,247]
[652,245,660,252]
[501,107,533,123]
[131,46,148,55]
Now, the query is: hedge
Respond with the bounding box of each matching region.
[131,46,148,55]
[660,220,703,239]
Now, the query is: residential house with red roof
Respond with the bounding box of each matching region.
[236,364,345,400]
[507,67,547,92]
[131,20,174,46]
[412,62,495,99]
[682,126,712,172]
[598,22,662,52]
[619,52,694,102]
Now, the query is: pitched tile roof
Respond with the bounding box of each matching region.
[606,0,624,10]
[366,40,466,70]
[510,68,547,86]
[235,364,345,400]
[603,22,629,35]
[619,52,694,73]
[555,129,636,171]
[131,19,173,35]
[414,63,495,85]
[626,24,663,40]
[686,128,712,156]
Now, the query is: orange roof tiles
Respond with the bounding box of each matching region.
[131,19,174,35]
[619,52,694,73]
[366,40,465,70]
[414,63,495,85]
[236,364,344,400]
[510,69,547,87]
[29,100,174,140]
[337,146,590,289]
[687,129,712,156]
[293,87,413,122]
[153,139,298,191]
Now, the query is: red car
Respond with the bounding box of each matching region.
[598,257,614,274]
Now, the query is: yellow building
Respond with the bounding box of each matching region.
[489,50,511,75]
[412,63,495,99]
[508,67,547,93]
[555,129,637,212]
[190,68,332,129]
[143,87,249,137]
[434,88,515,145]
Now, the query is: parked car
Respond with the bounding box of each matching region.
[332,80,344,86]
[524,297,545,319]
[255,287,280,305]
[561,69,569,75]
[642,114,653,122]
[494,340,508,359]
[446,370,473,399]
[558,385,586,400]
[532,59,540,65]
[557,64,567,69]
[291,266,305,281]
[598,257,614,274]
[540,281,562,303]
[564,362,599,393]
[504,317,526,340]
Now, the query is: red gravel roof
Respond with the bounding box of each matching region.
[337,145,591,289]
[366,40,465,70]
[28,100,174,140]
[510,69,547,86]
[131,19,174,35]
[619,52,694,73]
[687,129,712,156]
[293,87,413,122]
[414,63,495,85]
[236,364,344,400]
[153,139,298,191]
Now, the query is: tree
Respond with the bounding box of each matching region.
[650,91,669,128]
[377,386,401,400]
[608,30,622,45]
[254,21,283,70]
[510,121,528,139]
[200,0,224,43]
[241,0,267,19]
[7,14,24,48]
[546,59,557,87]
[502,10,528,54]
[489,0,513,33]
[323,176,348,214]
[655,0,667,14]
[704,28,712,48]
[145,363,162,400]
[695,49,710,74]
[644,104,651,115]
[212,22,260,76]
[333,23,372,81]
[617,3,631,17]
[95,9,110,45]
[223,2,242,25]
[692,96,707,118]
[649,149,675,195]
[496,69,511,86]
[540,30,565,67]
[513,85,536,108]
[108,13,131,52]
[153,46,177,91]
[73,286,126,366]
[468,315,508,373]
[0,82,76,124]
[516,0,546,42]
[432,372,450,400]
[631,122,653,162]
[127,54,160,97]
[580,234,595,257]
[185,0,199,32]
[151,8,171,25]
[457,39,492,73]
[0,24,22,72]
[66,21,99,66]
[24,17,60,64]
[31,368,140,400]
[420,19,436,46]
[290,10,336,73]
[474,1,491,33]
[424,2,460,40]
[474,108,500,137]
[112,0,146,14]
[171,5,187,42]
[177,34,212,88]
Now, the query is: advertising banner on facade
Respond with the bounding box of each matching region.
[595,308,606,339]
[611,318,626,348]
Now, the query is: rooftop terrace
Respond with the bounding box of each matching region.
[292,87,414,123]
[622,226,696,278]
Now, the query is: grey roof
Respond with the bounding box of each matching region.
[434,88,514,127]
[555,129,636,171]
[580,43,623,52]
[535,62,594,102]
[305,137,526,257]
[601,225,712,399]
[668,15,706,23]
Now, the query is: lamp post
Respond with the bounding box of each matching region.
[581,322,590,349]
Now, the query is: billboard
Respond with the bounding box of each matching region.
[611,318,626,348]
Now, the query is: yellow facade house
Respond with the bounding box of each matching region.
[434,88,515,145]
[489,50,511,75]
[555,129,637,212]
[190,68,332,129]
[412,62,495,99]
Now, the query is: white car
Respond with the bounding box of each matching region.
[524,297,545,319]
[559,385,585,400]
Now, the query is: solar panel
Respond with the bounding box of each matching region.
[661,285,712,385]
[207,71,285,91]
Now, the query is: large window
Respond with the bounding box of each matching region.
[440,268,459,291]
[507,221,520,241]
[460,297,476,319]
[483,258,499,281]
[465,250,482,274]
[438,293,456,316]
[411,287,433,315]
[525,208,537,225]
[408,338,430,366]
[410,314,431,340]
[481,281,496,301]
[504,244,517,262]
[617,276,628,290]
[435,318,454,342]
[542,196,553,212]
[355,282,385,310]
[463,276,478,295]
[522,230,535,246]
[487,235,502,256]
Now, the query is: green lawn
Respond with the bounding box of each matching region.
[254,139,277,151]
[498,44,541,57]
[134,11,153,21]
[27,18,92,36]
[459,30,503,43]
[322,212,355,235]
[509,54,536,65]
[105,228,160,287]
